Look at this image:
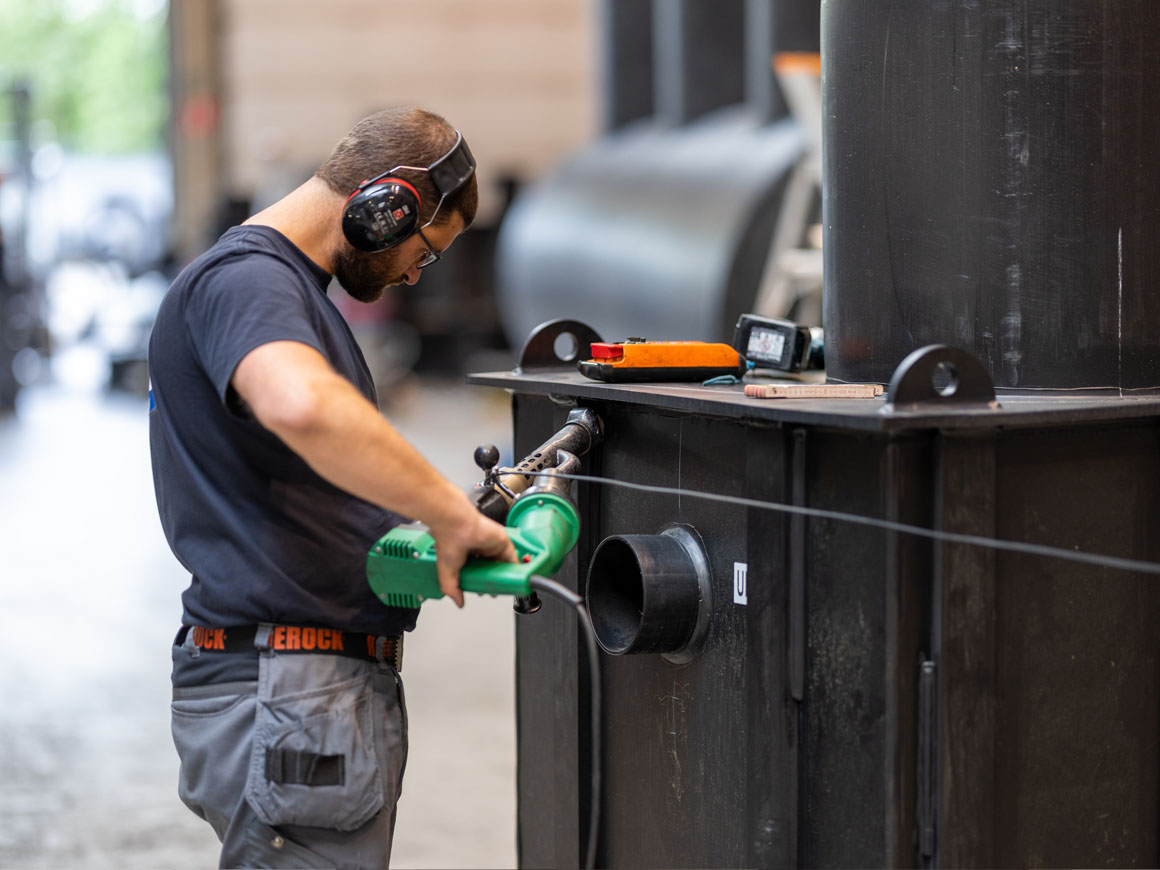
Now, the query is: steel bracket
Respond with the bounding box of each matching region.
[886,345,997,408]
[516,319,604,372]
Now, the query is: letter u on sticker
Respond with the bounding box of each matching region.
[733,562,748,605]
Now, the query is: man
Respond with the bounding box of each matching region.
[148,107,515,869]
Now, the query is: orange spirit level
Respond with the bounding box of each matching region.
[578,339,745,383]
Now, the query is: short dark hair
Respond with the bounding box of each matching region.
[315,107,478,228]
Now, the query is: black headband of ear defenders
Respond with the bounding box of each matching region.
[427,132,475,199]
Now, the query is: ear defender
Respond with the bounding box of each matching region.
[341,178,422,253]
[340,131,477,254]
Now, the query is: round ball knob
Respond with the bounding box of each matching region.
[473,443,500,472]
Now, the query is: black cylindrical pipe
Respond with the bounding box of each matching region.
[585,528,710,657]
[822,1,1160,392]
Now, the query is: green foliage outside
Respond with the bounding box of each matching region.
[0,0,168,155]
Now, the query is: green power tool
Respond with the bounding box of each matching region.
[366,409,600,609]
[366,488,580,608]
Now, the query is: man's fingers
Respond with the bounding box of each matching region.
[429,514,516,609]
[436,558,465,608]
[483,533,517,564]
[479,517,517,562]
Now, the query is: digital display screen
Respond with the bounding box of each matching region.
[747,326,786,363]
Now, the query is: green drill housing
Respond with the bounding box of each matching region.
[367,489,580,609]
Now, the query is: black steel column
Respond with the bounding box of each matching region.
[601,0,654,131]
[744,0,782,123]
[933,430,999,867]
[652,0,746,126]
[822,0,1160,392]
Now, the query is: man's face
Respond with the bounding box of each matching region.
[333,212,466,303]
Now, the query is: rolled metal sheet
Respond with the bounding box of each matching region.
[822,0,1160,392]
[495,111,805,347]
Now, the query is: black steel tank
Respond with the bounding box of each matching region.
[822,0,1160,392]
[470,326,1160,868]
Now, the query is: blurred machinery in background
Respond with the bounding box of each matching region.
[165,0,826,379]
[395,177,518,377]
[1,72,174,402]
[496,0,822,347]
[0,80,46,411]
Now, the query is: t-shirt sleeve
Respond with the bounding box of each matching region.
[184,253,326,403]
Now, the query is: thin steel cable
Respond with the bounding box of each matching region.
[513,469,1160,576]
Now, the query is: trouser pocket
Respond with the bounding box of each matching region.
[245,660,384,832]
[172,685,259,840]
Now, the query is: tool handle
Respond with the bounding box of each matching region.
[457,558,534,597]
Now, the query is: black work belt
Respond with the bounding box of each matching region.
[176,623,403,671]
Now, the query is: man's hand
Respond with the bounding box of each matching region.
[427,497,518,608]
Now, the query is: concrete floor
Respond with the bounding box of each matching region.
[0,356,520,868]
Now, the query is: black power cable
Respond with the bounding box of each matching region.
[529,575,601,870]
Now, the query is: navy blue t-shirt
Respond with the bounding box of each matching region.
[148,225,417,636]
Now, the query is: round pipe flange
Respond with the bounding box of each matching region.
[585,524,712,661]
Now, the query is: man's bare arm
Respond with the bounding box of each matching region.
[231,339,515,606]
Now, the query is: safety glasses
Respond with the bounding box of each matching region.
[415,227,441,270]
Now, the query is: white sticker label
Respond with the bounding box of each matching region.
[733,562,748,605]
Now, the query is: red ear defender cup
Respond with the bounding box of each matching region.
[342,178,422,253]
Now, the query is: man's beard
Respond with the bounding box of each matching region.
[332,245,405,303]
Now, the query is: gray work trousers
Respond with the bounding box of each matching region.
[171,637,408,869]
